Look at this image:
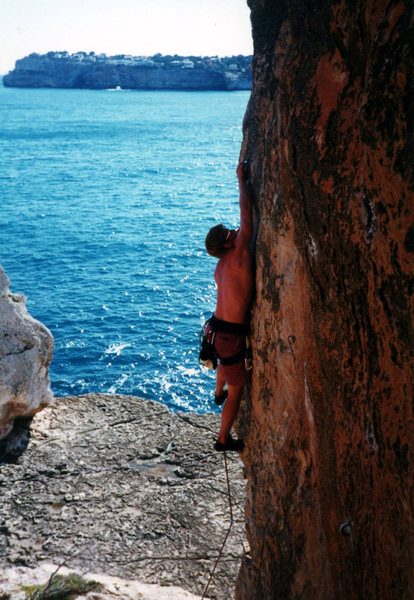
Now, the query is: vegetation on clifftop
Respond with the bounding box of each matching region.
[23,573,101,600]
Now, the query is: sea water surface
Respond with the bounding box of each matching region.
[0,84,250,412]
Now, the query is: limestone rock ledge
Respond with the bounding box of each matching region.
[0,265,54,438]
[1,563,206,600]
[0,394,246,600]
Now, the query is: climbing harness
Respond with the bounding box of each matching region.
[198,314,251,372]
[201,452,249,600]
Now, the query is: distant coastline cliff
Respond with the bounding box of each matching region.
[3,51,252,91]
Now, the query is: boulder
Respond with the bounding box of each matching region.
[0,265,54,438]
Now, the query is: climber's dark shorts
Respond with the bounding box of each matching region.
[215,330,250,387]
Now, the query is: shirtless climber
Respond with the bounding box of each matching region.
[203,162,254,452]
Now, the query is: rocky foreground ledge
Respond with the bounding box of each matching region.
[0,394,246,600]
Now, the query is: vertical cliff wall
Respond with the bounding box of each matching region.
[237,1,413,599]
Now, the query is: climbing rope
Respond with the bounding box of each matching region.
[201,452,247,600]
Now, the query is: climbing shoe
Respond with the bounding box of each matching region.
[214,437,245,452]
[214,389,228,406]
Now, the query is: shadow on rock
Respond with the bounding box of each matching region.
[0,417,33,464]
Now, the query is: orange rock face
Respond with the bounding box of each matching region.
[236,1,413,598]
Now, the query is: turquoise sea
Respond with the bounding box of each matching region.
[0,83,250,412]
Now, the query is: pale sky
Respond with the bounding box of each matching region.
[0,0,253,74]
